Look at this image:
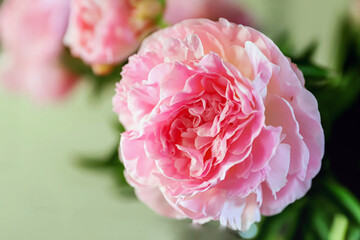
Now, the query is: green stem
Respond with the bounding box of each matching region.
[328,214,349,240]
[321,178,360,226]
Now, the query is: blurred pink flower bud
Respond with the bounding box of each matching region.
[64,0,163,75]
[0,0,77,102]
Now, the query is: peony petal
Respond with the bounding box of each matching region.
[250,125,282,172]
[120,130,157,185]
[265,95,310,180]
[292,88,324,179]
[163,37,189,62]
[184,34,205,60]
[261,175,311,216]
[125,173,184,219]
[121,51,163,86]
[265,143,291,196]
[127,82,159,124]
[245,41,273,99]
[220,198,247,230]
[219,193,261,231]
[217,167,267,198]
[155,62,194,100]
[168,187,261,231]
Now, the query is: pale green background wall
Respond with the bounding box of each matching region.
[0,0,351,239]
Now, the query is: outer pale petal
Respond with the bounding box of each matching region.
[167,188,261,232]
[120,130,157,185]
[245,41,273,99]
[292,88,324,179]
[121,52,163,87]
[125,173,184,219]
[139,19,242,60]
[113,51,163,130]
[261,175,311,215]
[113,83,137,130]
[264,143,291,196]
[265,95,310,180]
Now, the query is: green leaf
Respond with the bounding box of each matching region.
[311,207,330,240]
[76,125,134,199]
[255,198,307,240]
[158,0,166,8]
[348,226,360,240]
[61,48,93,76]
[310,71,360,136]
[89,63,126,96]
[321,179,360,226]
[296,42,317,63]
[61,47,128,96]
[334,17,360,73]
[299,65,332,81]
[156,17,170,29]
[329,214,349,240]
[274,32,295,57]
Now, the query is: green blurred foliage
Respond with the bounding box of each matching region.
[61,48,127,96]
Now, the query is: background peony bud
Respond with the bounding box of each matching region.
[164,0,253,26]
[0,0,77,102]
[113,18,324,231]
[64,0,163,74]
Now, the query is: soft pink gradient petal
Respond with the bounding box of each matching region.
[292,88,324,179]
[125,173,185,219]
[265,143,291,196]
[265,95,310,180]
[166,188,261,231]
[120,130,157,185]
[245,41,273,99]
[261,175,311,216]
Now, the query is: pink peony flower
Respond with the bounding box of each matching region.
[113,19,324,231]
[0,0,77,102]
[64,0,163,75]
[164,0,253,26]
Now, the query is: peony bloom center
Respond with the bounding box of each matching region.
[138,52,266,198]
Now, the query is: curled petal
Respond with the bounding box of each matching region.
[265,143,291,197]
[265,95,310,180]
[261,175,311,216]
[120,130,157,185]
